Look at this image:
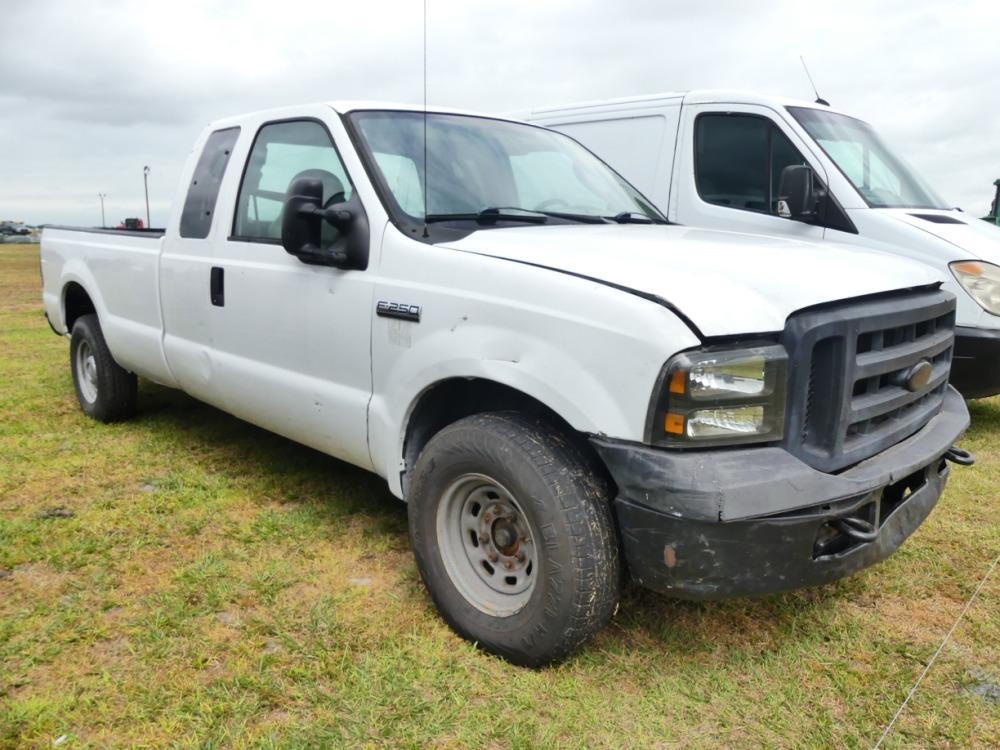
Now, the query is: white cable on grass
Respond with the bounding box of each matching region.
[872,553,999,749]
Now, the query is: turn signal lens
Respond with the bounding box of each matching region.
[664,412,685,434]
[952,261,983,277]
[668,368,686,394]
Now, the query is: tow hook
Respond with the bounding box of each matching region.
[944,446,976,466]
[832,516,879,542]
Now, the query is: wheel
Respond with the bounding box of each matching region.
[69,314,137,422]
[407,412,621,667]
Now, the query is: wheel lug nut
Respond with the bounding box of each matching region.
[516,551,525,563]
[483,512,492,523]
[488,552,499,563]
[479,533,490,545]
[503,560,514,570]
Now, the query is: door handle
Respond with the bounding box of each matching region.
[210,266,224,307]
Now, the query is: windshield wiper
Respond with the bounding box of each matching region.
[424,207,614,225]
[535,210,609,224]
[610,211,665,224]
[424,207,548,225]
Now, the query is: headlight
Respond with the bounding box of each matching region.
[648,344,787,447]
[950,261,1000,315]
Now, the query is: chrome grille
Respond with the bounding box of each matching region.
[783,289,956,473]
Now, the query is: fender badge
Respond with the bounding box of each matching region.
[376,300,421,322]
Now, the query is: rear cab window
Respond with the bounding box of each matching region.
[179,127,241,239]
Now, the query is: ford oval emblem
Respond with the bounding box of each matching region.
[904,360,933,392]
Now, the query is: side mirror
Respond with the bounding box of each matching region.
[777,164,823,220]
[281,177,323,258]
[281,177,357,267]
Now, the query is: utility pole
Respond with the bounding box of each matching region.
[98,193,107,227]
[142,165,151,228]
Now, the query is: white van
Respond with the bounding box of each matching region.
[515,91,1000,398]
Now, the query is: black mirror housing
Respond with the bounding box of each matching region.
[280,177,370,270]
[281,177,324,257]
[777,165,817,220]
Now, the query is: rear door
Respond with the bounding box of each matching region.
[160,125,241,402]
[208,115,375,469]
[673,103,828,241]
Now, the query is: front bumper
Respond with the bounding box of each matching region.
[592,387,971,600]
[951,326,1000,399]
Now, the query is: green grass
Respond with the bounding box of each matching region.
[1,244,998,749]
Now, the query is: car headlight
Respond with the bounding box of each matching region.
[950,261,1000,316]
[647,344,788,446]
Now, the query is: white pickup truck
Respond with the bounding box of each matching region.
[41,102,973,666]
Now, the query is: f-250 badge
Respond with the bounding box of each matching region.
[376,300,421,322]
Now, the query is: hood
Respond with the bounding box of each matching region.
[883,209,1000,262]
[441,224,942,338]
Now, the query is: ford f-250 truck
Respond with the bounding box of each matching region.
[41,102,974,666]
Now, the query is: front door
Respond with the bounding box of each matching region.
[210,118,375,469]
[674,104,828,242]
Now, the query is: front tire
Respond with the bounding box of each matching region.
[407,412,621,667]
[69,313,137,422]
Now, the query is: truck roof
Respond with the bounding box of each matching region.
[204,92,858,134]
[513,89,856,122]
[206,101,499,130]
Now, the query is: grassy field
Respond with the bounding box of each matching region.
[1,243,997,749]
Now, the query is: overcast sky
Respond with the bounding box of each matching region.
[1,0,998,226]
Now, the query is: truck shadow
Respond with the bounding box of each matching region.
[131,381,868,661]
[133,380,408,531]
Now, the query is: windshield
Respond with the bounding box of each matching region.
[788,106,949,210]
[348,111,664,225]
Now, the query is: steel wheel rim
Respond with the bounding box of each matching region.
[75,340,98,403]
[435,473,538,617]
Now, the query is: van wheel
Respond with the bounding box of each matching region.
[69,314,137,422]
[407,412,621,667]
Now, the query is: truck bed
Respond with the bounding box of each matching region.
[40,225,174,386]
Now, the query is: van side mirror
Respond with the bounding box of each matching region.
[281,177,358,268]
[777,165,823,221]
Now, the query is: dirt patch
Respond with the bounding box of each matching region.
[88,635,132,662]
[876,594,963,645]
[9,561,71,593]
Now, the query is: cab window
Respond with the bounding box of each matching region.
[180,127,240,239]
[695,113,808,215]
[233,120,353,243]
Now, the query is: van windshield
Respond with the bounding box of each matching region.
[788,106,949,210]
[348,110,664,226]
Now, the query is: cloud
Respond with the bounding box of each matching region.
[1,0,998,225]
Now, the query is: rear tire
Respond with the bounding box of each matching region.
[69,314,137,423]
[407,412,621,667]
